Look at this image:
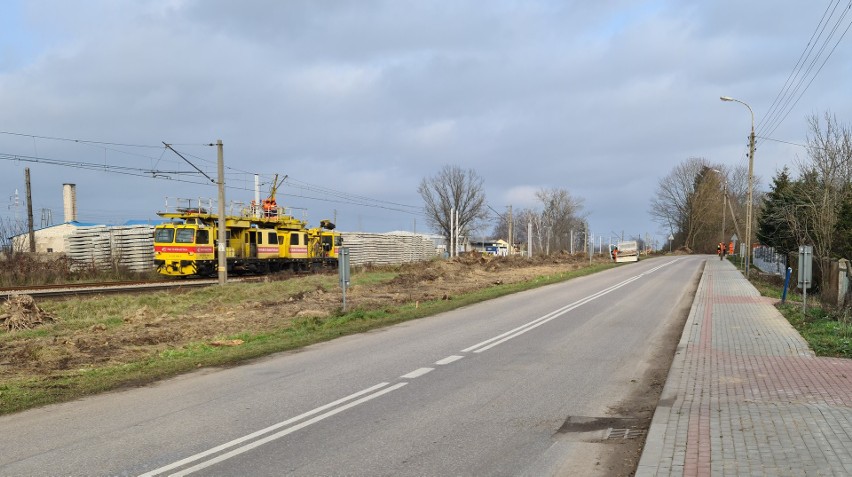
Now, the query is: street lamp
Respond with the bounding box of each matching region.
[720,96,756,276]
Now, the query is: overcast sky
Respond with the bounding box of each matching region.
[2,1,851,247]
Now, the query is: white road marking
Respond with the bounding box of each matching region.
[141,258,683,476]
[401,367,434,379]
[462,259,681,354]
[168,383,408,476]
[435,355,464,365]
[139,382,393,477]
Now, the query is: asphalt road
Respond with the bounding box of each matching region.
[0,255,705,476]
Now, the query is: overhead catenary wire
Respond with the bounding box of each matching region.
[163,142,215,183]
[1,129,428,219]
[0,130,166,148]
[2,129,424,210]
[0,151,427,217]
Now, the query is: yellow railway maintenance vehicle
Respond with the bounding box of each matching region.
[153,198,340,277]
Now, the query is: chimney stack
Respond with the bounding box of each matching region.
[63,183,77,223]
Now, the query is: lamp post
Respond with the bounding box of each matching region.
[720,96,755,276]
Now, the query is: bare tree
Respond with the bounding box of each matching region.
[491,207,532,246]
[651,158,711,251]
[535,187,586,254]
[0,217,27,255]
[796,112,852,262]
[418,165,489,243]
[649,158,750,253]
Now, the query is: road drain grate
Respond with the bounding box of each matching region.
[605,428,647,440]
[558,416,650,443]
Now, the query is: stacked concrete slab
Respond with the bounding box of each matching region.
[61,228,435,272]
[340,232,439,266]
[65,225,154,272]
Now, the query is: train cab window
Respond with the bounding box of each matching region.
[154,228,175,243]
[290,234,300,246]
[335,236,343,246]
[268,232,278,244]
[175,228,195,244]
[196,229,209,245]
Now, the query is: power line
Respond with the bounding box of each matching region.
[757,0,852,138]
[758,0,840,135]
[764,13,852,139]
[756,136,808,148]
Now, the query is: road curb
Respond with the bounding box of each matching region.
[634,261,707,476]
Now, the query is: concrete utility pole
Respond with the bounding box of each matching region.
[528,220,533,257]
[24,168,35,252]
[216,140,227,285]
[455,207,461,255]
[507,205,513,256]
[570,229,574,255]
[449,208,454,258]
[712,168,728,253]
[721,181,727,246]
[721,96,755,276]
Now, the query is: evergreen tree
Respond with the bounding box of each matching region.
[832,194,852,259]
[757,167,797,255]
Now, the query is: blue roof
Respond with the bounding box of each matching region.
[67,221,102,227]
[123,219,167,226]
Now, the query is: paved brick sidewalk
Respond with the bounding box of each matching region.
[636,258,852,476]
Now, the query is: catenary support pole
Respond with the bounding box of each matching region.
[254,174,261,219]
[217,140,227,285]
[25,168,35,253]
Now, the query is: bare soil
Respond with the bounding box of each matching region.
[0,253,607,381]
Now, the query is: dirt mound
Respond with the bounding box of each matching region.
[1,295,56,331]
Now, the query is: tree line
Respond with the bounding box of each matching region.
[418,165,589,255]
[651,112,852,270]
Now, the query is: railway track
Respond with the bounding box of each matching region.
[0,267,332,300]
[0,278,234,300]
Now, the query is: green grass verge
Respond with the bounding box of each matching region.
[749,274,852,359]
[0,262,617,415]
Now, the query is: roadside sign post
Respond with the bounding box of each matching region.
[798,245,813,315]
[339,247,350,312]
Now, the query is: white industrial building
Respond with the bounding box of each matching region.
[10,184,158,272]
